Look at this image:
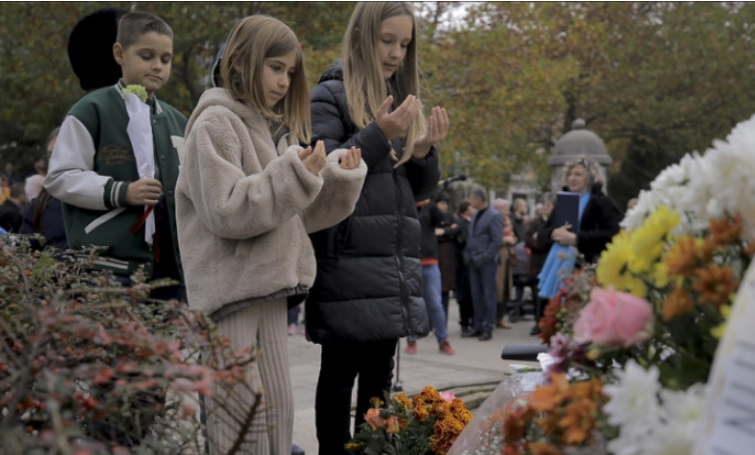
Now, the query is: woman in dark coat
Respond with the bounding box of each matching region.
[537,155,621,300]
[304,3,448,454]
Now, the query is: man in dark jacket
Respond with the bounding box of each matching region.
[461,186,503,341]
[0,182,27,232]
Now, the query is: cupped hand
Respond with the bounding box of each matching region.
[340,146,362,170]
[126,178,162,206]
[376,95,420,140]
[299,141,327,175]
[413,106,450,159]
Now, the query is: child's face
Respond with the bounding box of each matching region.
[261,50,297,108]
[377,15,413,79]
[114,32,173,96]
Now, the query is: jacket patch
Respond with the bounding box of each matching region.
[171,135,185,165]
[99,144,135,166]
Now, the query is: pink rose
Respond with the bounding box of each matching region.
[573,287,654,347]
[440,391,456,403]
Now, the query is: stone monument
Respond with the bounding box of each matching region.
[547,119,613,193]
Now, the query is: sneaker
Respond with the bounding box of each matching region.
[530,325,541,336]
[288,324,297,336]
[496,319,512,329]
[478,331,492,341]
[405,341,417,354]
[439,339,455,355]
[292,443,306,455]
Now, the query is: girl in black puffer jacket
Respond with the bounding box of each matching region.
[304,2,449,454]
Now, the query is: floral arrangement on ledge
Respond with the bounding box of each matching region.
[449,113,755,455]
[348,386,472,455]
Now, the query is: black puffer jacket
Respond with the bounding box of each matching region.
[305,61,439,344]
[537,182,621,264]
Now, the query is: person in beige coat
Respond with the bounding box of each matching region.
[175,16,367,455]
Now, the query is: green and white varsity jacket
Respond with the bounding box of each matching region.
[45,81,187,277]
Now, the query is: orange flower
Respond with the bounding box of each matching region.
[413,404,430,422]
[664,235,707,277]
[385,415,399,434]
[692,265,738,308]
[503,405,536,443]
[528,441,563,455]
[537,413,559,435]
[708,214,742,247]
[571,377,603,401]
[413,386,443,408]
[539,294,566,345]
[530,374,571,412]
[394,392,413,410]
[558,398,597,444]
[365,408,386,430]
[430,434,455,455]
[663,286,694,321]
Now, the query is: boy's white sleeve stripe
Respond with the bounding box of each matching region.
[44,115,111,211]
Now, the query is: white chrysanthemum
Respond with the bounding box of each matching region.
[660,383,706,425]
[606,433,643,455]
[640,420,695,455]
[650,162,686,192]
[676,152,712,218]
[603,360,661,433]
[621,189,657,231]
[724,113,755,150]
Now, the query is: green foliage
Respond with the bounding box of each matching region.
[3,1,755,201]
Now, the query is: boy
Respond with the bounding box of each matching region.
[45,12,186,296]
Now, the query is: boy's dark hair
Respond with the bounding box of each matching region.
[116,12,173,49]
[436,192,450,204]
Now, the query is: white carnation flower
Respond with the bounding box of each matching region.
[640,420,695,455]
[603,360,661,433]
[650,162,686,192]
[606,433,643,455]
[660,383,706,425]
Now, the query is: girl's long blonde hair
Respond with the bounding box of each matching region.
[342,2,427,167]
[221,15,311,144]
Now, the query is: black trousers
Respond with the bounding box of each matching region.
[315,340,398,455]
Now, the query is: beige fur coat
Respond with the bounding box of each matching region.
[176,88,366,320]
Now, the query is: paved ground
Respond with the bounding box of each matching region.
[287,299,543,454]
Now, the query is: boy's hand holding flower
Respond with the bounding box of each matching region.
[126,179,162,206]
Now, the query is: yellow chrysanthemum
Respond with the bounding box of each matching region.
[628,205,680,274]
[596,231,632,285]
[651,262,670,288]
[596,230,649,297]
[712,304,732,339]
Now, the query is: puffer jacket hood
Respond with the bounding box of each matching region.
[318,59,344,84]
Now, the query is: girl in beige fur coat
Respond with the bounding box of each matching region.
[175,15,367,455]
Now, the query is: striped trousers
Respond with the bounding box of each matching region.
[206,298,292,455]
